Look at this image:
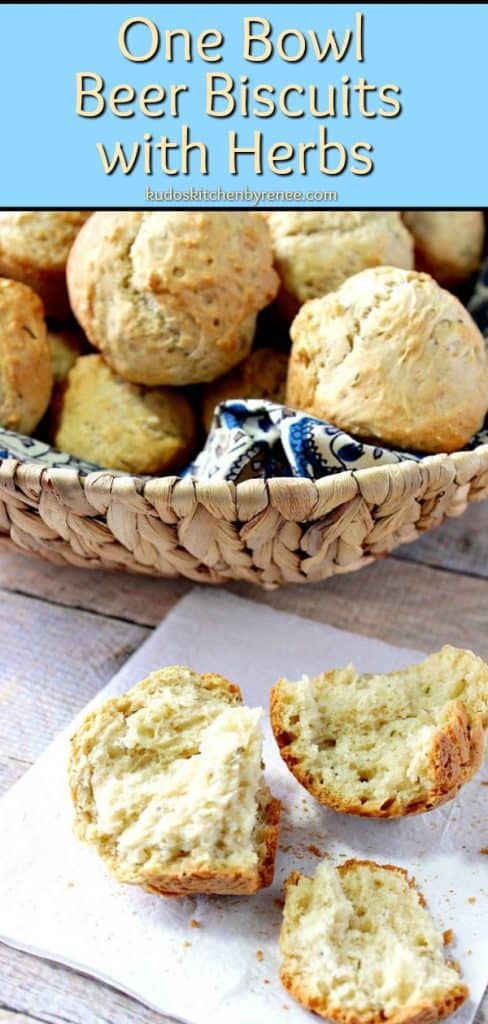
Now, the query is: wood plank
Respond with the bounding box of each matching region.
[0,537,191,626]
[396,502,488,578]
[0,590,147,783]
[0,944,177,1024]
[231,555,488,658]
[0,496,486,630]
[0,753,32,795]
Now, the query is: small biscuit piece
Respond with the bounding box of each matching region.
[403,211,485,286]
[267,211,414,314]
[69,666,281,896]
[201,348,289,431]
[270,645,488,817]
[67,211,279,386]
[287,266,488,453]
[280,859,468,1024]
[52,354,196,474]
[47,328,88,382]
[0,278,52,433]
[0,211,90,318]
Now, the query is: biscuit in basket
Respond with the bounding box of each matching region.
[287,266,488,453]
[0,210,90,319]
[0,278,52,433]
[47,328,88,382]
[403,211,485,286]
[270,645,488,817]
[201,348,289,431]
[279,858,468,1023]
[67,211,279,386]
[51,354,196,474]
[267,211,413,316]
[69,666,280,895]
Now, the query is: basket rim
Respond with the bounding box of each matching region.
[1,440,487,496]
[0,441,486,580]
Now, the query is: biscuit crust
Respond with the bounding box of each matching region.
[403,211,484,286]
[48,328,87,382]
[267,210,414,310]
[270,646,488,818]
[0,210,90,318]
[286,266,488,453]
[51,354,196,474]
[201,347,288,431]
[0,278,52,433]
[143,794,281,896]
[69,666,280,896]
[280,860,468,1024]
[67,211,279,386]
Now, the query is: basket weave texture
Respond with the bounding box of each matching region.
[0,444,487,589]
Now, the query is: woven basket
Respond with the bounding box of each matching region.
[1,443,487,588]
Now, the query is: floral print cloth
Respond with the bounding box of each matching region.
[186,399,488,482]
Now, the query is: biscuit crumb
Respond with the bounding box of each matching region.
[274,898,285,910]
[264,978,271,985]
[307,844,323,858]
[271,646,488,815]
[279,859,468,1020]
[480,848,488,855]
[183,940,191,948]
[443,929,454,945]
[190,918,201,929]
[467,897,476,904]
[256,949,264,962]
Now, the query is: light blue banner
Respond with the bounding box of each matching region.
[0,4,486,207]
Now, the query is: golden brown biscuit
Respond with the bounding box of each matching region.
[287,266,488,453]
[280,859,468,1024]
[47,328,88,382]
[0,278,52,433]
[69,665,280,896]
[0,211,90,318]
[267,211,414,316]
[67,211,279,387]
[270,645,488,818]
[201,347,289,431]
[51,354,196,474]
[403,211,485,285]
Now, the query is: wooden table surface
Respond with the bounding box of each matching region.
[1,502,487,1024]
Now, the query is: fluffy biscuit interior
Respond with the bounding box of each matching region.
[71,669,267,879]
[280,860,465,1019]
[273,645,488,813]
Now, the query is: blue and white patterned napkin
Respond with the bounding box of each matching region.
[186,399,488,483]
[186,400,420,482]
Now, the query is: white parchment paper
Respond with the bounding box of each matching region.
[0,590,486,1024]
